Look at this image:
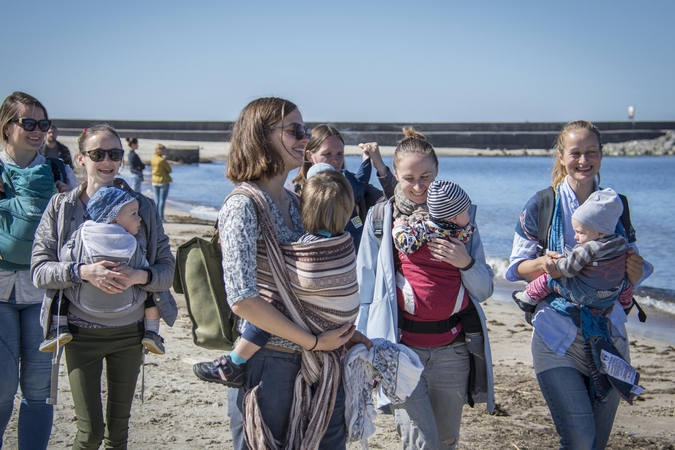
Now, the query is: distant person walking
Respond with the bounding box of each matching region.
[151,143,171,221]
[41,124,74,168]
[126,137,145,192]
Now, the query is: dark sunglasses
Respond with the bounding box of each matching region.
[10,118,52,132]
[273,123,312,140]
[83,148,125,162]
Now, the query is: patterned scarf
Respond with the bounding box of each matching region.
[235,182,360,450]
[392,183,427,220]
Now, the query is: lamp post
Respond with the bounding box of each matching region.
[628,105,635,129]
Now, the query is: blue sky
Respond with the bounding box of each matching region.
[3,0,673,122]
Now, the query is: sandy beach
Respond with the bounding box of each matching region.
[4,203,674,450]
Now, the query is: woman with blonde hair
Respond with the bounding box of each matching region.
[0,91,57,449]
[506,120,650,449]
[151,143,171,221]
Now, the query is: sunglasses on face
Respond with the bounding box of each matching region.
[10,118,52,132]
[273,123,312,140]
[83,148,125,162]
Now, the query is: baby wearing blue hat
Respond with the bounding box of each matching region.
[40,186,166,355]
[512,188,635,320]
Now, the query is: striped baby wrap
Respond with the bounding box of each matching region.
[234,182,360,450]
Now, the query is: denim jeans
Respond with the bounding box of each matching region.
[537,366,620,450]
[393,341,470,450]
[0,300,53,450]
[227,347,346,449]
[129,173,142,193]
[153,183,170,220]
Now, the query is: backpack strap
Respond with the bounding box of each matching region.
[371,200,387,240]
[617,194,635,243]
[536,186,555,257]
[46,157,68,184]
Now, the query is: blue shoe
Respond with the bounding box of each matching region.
[142,331,165,355]
[39,326,72,353]
[193,355,246,388]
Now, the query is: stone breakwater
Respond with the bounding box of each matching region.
[603,130,675,156]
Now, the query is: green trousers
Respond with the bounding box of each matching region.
[65,322,144,450]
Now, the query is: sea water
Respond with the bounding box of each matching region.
[125,156,675,322]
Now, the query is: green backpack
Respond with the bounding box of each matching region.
[172,190,261,350]
[0,163,58,270]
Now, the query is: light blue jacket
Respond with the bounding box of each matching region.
[356,198,495,412]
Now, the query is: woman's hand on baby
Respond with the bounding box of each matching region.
[79,261,129,294]
[110,265,148,289]
[541,252,563,278]
[313,323,356,351]
[345,330,373,351]
[625,249,644,285]
[359,142,387,175]
[428,237,472,268]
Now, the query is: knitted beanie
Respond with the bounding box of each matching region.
[572,188,623,235]
[427,180,471,221]
[87,186,138,224]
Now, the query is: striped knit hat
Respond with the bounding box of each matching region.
[427,180,471,221]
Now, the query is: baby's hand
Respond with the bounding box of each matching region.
[393,217,407,227]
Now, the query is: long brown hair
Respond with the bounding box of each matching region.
[292,124,344,190]
[551,120,602,189]
[227,97,298,183]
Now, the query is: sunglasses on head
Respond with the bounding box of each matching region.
[273,123,312,140]
[11,118,52,132]
[83,148,125,162]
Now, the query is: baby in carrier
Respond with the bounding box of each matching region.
[392,180,485,363]
[40,186,166,355]
[193,167,356,386]
[512,188,634,322]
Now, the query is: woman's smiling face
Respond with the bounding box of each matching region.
[4,103,47,154]
[559,128,602,185]
[77,132,124,186]
[394,153,439,204]
[268,108,309,172]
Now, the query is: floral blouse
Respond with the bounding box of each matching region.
[218,188,304,348]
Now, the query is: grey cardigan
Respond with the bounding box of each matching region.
[31,179,177,335]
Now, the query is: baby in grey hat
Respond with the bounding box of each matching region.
[40,186,166,356]
[513,188,636,319]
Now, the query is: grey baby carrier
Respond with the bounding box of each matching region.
[64,222,147,318]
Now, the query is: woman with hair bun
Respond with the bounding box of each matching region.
[356,127,495,449]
